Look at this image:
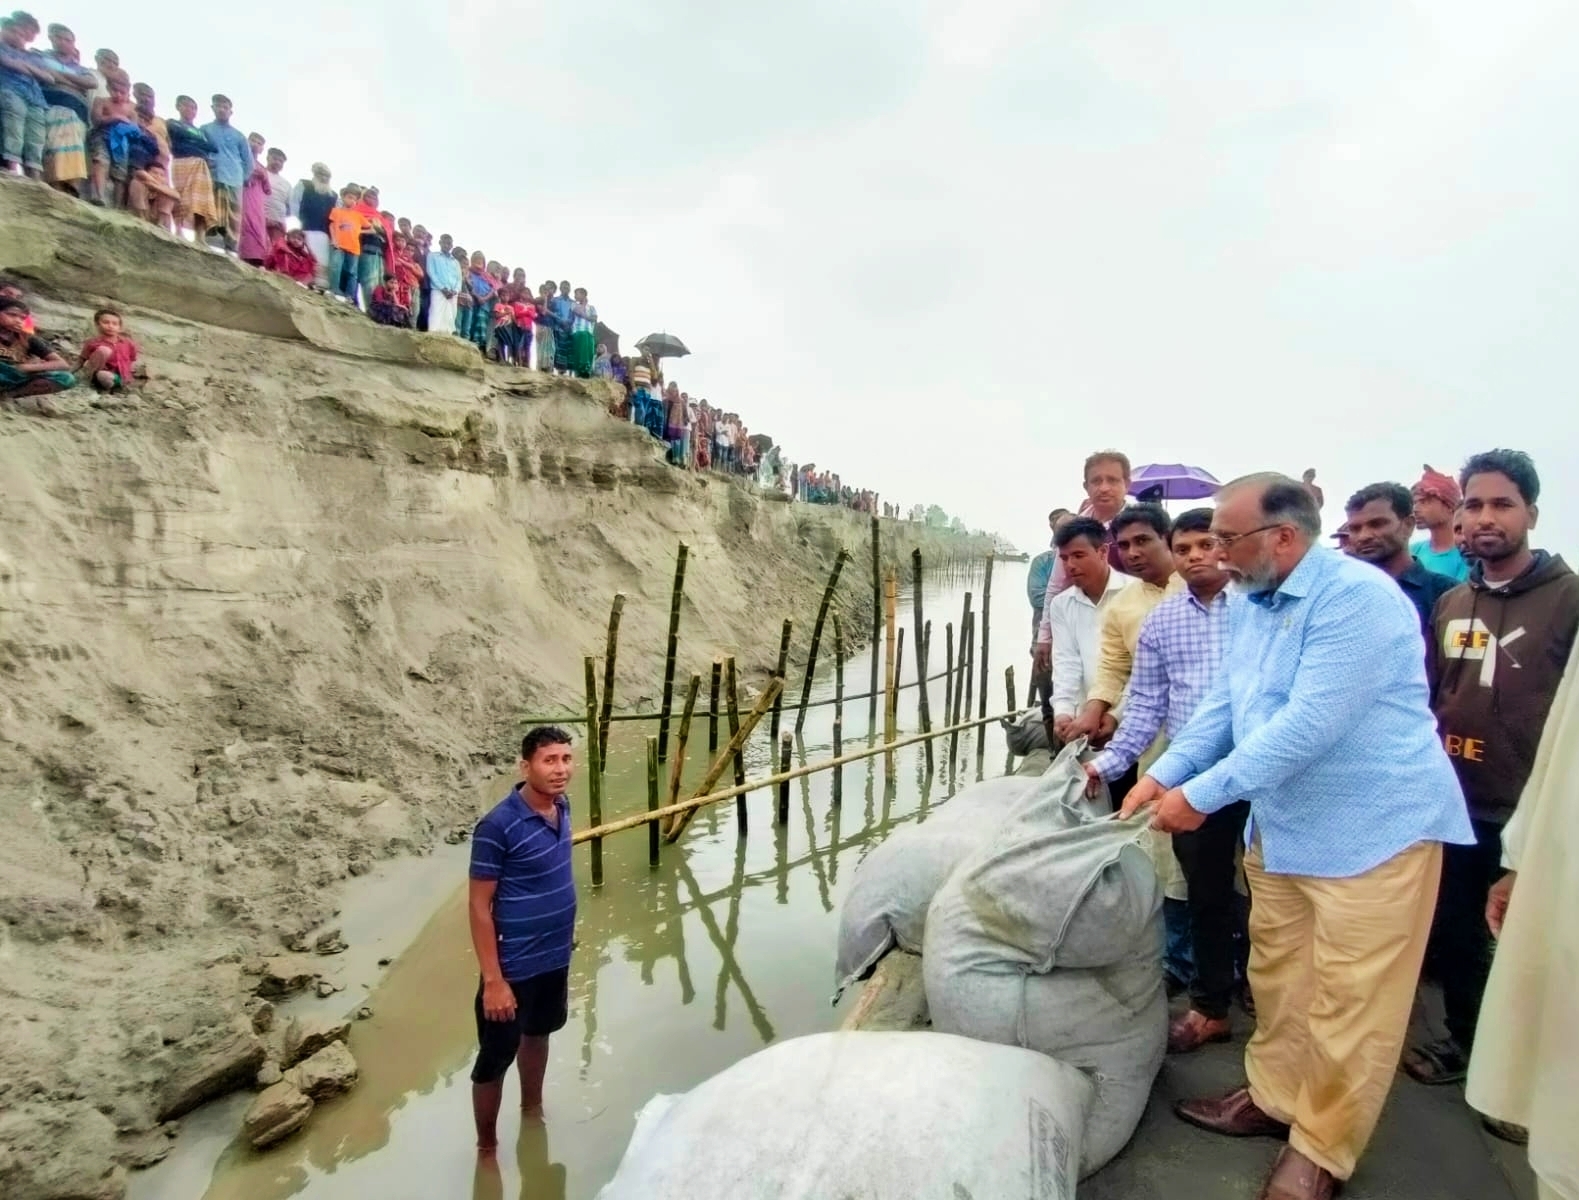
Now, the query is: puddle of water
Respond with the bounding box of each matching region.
[186,562,1030,1200]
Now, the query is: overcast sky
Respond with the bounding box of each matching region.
[57,0,1579,551]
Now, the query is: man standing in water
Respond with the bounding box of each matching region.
[468,726,577,1155]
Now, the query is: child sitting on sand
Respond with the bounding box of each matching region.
[77,307,139,392]
[0,299,76,415]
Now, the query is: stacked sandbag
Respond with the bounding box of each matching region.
[923,746,1166,1177]
[596,1030,1093,1200]
[832,772,1039,996]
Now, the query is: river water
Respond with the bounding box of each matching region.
[188,560,1032,1200]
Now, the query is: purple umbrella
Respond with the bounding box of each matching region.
[1127,463,1221,501]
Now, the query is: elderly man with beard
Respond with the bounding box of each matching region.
[1120,473,1473,1200]
[1343,481,1458,639]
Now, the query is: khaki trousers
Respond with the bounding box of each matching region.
[1244,840,1441,1180]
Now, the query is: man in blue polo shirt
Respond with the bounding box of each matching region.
[468,726,577,1155]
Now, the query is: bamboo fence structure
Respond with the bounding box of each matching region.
[796,549,850,732]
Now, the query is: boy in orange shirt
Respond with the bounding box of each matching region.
[326,185,368,303]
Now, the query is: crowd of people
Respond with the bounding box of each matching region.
[2,9,905,512]
[1024,449,1574,1200]
[0,11,612,371]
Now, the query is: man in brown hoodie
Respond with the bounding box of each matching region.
[1409,449,1579,1098]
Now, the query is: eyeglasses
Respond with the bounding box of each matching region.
[1213,523,1286,549]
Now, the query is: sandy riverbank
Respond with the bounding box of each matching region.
[0,180,993,1199]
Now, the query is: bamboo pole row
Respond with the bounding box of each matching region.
[522,667,956,726]
[572,705,1017,847]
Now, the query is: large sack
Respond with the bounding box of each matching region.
[596,1030,1093,1200]
[923,744,1166,1177]
[832,772,1037,995]
[1003,707,1055,756]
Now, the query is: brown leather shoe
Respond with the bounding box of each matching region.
[1175,1086,1290,1139]
[1256,1146,1338,1200]
[1169,1009,1233,1054]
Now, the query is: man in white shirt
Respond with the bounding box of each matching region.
[1049,516,1138,740]
[263,146,289,232]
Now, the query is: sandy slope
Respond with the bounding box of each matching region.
[0,179,989,1198]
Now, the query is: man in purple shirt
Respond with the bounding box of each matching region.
[1084,507,1249,1054]
[468,726,578,1156]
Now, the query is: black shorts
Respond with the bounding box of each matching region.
[470,967,570,1084]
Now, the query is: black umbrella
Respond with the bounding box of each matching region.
[636,332,691,359]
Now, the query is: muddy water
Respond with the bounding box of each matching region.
[193,561,1032,1200]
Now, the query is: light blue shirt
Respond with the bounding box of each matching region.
[425,250,462,293]
[200,120,254,189]
[1149,545,1473,877]
[1410,539,1471,583]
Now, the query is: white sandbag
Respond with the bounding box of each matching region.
[596,1030,1093,1200]
[923,745,1166,1177]
[832,772,1037,995]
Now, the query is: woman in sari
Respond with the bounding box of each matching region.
[392,234,425,329]
[238,133,271,264]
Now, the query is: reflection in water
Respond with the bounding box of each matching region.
[192,563,1024,1200]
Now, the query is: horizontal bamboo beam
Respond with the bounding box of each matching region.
[571,707,1013,846]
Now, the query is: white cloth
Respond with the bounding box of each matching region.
[426,292,459,337]
[303,231,330,289]
[1466,651,1579,1200]
[1047,569,1138,719]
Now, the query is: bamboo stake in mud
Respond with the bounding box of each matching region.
[663,674,702,831]
[777,733,792,824]
[920,617,934,773]
[583,656,604,886]
[1005,665,1017,714]
[665,675,784,843]
[646,735,660,867]
[725,657,747,836]
[656,542,690,767]
[894,627,906,712]
[769,619,793,748]
[708,660,722,755]
[976,554,995,773]
[796,548,850,732]
[869,515,881,726]
[962,608,976,723]
[598,592,625,763]
[833,614,846,728]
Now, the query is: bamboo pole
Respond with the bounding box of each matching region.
[777,733,792,824]
[662,674,701,834]
[583,656,604,886]
[869,515,881,726]
[769,619,793,748]
[725,656,747,837]
[911,551,932,768]
[883,573,899,766]
[656,543,690,767]
[576,706,1017,845]
[962,608,975,723]
[1004,665,1017,713]
[950,609,972,768]
[664,676,784,843]
[708,660,722,755]
[943,621,955,723]
[598,593,625,763]
[796,548,850,732]
[645,735,660,867]
[894,627,906,711]
[976,554,994,773]
[833,614,845,806]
